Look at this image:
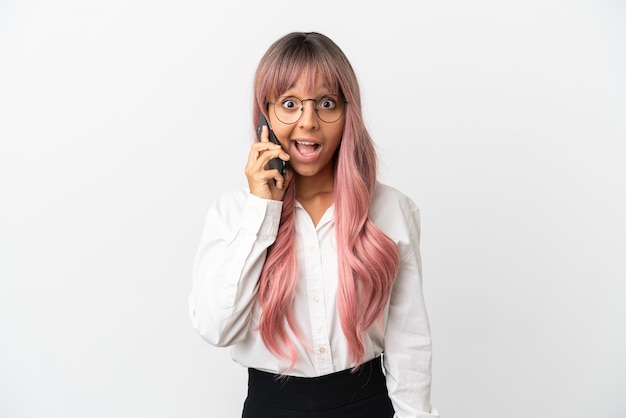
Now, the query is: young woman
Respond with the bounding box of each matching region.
[189,32,438,418]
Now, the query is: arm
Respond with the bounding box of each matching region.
[188,190,283,347]
[383,202,440,418]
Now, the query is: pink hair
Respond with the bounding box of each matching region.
[252,32,399,368]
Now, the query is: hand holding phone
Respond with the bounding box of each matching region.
[256,114,287,177]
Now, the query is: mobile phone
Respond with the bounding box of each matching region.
[256,114,287,177]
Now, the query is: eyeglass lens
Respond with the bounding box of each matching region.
[272,95,345,124]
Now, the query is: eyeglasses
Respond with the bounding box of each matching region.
[268,94,347,124]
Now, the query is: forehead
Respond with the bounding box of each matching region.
[282,72,332,97]
[270,63,339,100]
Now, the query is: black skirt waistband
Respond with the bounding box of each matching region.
[245,357,390,412]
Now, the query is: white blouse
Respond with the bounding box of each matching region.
[189,182,439,418]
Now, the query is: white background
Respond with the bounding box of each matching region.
[1,1,625,417]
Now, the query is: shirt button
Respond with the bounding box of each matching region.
[319,347,326,353]
[313,296,320,303]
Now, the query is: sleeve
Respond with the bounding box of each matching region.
[188,191,283,347]
[383,200,440,418]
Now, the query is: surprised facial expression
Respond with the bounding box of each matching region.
[268,72,345,182]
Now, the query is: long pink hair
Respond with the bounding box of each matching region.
[252,32,399,368]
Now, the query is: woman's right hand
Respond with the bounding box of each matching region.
[245,125,292,201]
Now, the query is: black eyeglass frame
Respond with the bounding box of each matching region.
[267,95,349,125]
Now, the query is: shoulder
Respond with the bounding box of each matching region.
[370,182,421,242]
[204,188,253,223]
[210,188,250,211]
[371,182,420,216]
[206,188,283,227]
[199,189,254,236]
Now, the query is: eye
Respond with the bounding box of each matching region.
[281,97,300,110]
[319,97,337,110]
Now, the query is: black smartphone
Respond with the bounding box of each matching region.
[256,114,287,177]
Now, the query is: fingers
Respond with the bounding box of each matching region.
[246,143,289,172]
[247,142,279,168]
[247,127,286,165]
[274,168,293,191]
[245,127,290,200]
[258,125,269,142]
[246,162,289,200]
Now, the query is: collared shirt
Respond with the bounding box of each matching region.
[189,182,439,418]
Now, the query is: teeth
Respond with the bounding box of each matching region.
[294,140,320,156]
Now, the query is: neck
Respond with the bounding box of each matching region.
[295,165,334,200]
[294,164,335,227]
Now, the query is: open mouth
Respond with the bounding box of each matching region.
[293,140,321,156]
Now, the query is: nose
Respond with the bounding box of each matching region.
[298,99,319,129]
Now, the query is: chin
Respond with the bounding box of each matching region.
[293,168,320,177]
